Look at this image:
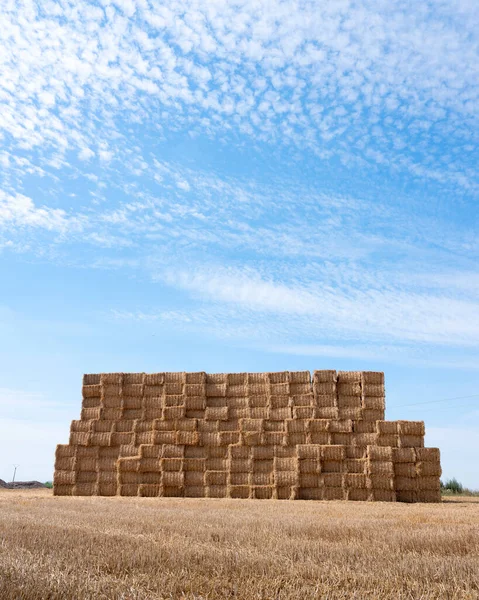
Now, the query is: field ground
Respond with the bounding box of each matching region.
[1,489,478,599]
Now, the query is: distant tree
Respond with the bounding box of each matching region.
[441,478,464,494]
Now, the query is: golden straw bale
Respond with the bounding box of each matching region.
[329,420,353,433]
[184,471,205,486]
[416,447,440,462]
[275,457,297,471]
[290,382,312,395]
[275,446,296,458]
[291,393,314,407]
[163,472,184,487]
[290,371,311,384]
[398,421,425,436]
[263,432,286,446]
[253,486,274,499]
[299,487,323,500]
[322,445,346,461]
[367,475,394,491]
[228,408,250,420]
[165,382,183,395]
[344,458,367,473]
[184,459,206,473]
[230,459,252,473]
[314,382,336,395]
[299,473,321,487]
[269,394,289,409]
[293,406,315,419]
[118,484,139,496]
[353,433,378,447]
[240,431,261,446]
[123,373,145,384]
[83,384,101,399]
[56,456,75,471]
[375,421,398,435]
[316,407,339,419]
[370,490,396,502]
[299,458,320,474]
[229,446,251,459]
[240,418,264,432]
[90,432,112,447]
[122,395,142,409]
[185,372,206,384]
[269,407,292,420]
[337,371,362,384]
[206,373,227,384]
[229,485,251,499]
[227,385,248,398]
[395,489,418,502]
[314,394,337,408]
[81,407,101,421]
[205,406,228,421]
[97,483,117,496]
[69,432,91,446]
[367,446,393,461]
[74,483,97,496]
[394,463,417,478]
[417,476,441,491]
[82,396,101,409]
[229,472,250,486]
[138,484,160,497]
[118,444,139,458]
[322,460,342,473]
[337,395,362,409]
[252,446,274,460]
[163,406,185,420]
[76,471,97,484]
[162,486,184,497]
[122,383,143,396]
[362,371,384,384]
[394,476,417,491]
[252,472,273,485]
[337,382,361,396]
[83,374,101,386]
[352,421,375,434]
[344,473,368,489]
[205,471,227,486]
[100,373,122,385]
[393,447,416,463]
[164,372,185,383]
[264,420,285,432]
[347,488,369,501]
[367,461,394,476]
[362,396,386,410]
[377,434,399,448]
[416,490,441,503]
[114,420,135,433]
[184,485,206,497]
[253,459,274,474]
[104,408,124,420]
[139,458,160,472]
[54,471,76,486]
[361,408,385,421]
[339,407,363,420]
[71,420,93,433]
[313,370,337,383]
[331,432,353,446]
[399,434,424,448]
[270,384,290,397]
[206,457,227,471]
[362,383,385,396]
[97,469,117,483]
[345,446,367,459]
[274,471,297,486]
[144,373,164,385]
[228,373,248,385]
[287,433,308,445]
[297,445,321,459]
[322,471,344,488]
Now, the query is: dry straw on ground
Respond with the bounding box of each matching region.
[0,489,478,599]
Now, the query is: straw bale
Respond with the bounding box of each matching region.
[54,471,76,486]
[287,432,308,445]
[163,406,185,420]
[361,372,384,385]
[351,421,375,434]
[184,459,206,473]
[97,470,117,483]
[53,484,74,496]
[293,406,315,419]
[70,432,91,446]
[136,432,155,446]
[274,471,297,486]
[229,408,250,420]
[361,409,385,421]
[119,484,139,497]
[345,446,367,459]
[161,457,183,472]
[101,373,122,385]
[84,374,101,386]
[75,483,98,496]
[253,459,274,473]
[297,445,321,459]
[240,418,264,432]
[110,432,133,446]
[229,446,251,459]
[122,373,145,385]
[275,446,296,458]
[367,475,394,491]
[176,418,197,432]
[337,382,362,397]
[252,472,273,485]
[367,446,393,461]
[270,394,290,409]
[228,397,249,410]
[417,476,441,491]
[206,458,227,471]
[268,371,289,384]
[253,486,274,499]
[290,371,311,384]
[263,432,286,446]
[56,456,75,471]
[362,396,386,410]
[83,384,101,399]
[142,374,163,386]
[175,431,198,446]
[393,448,416,463]
[252,446,274,460]
[226,385,248,398]
[316,407,339,419]
[330,420,353,433]
[331,433,353,446]
[185,471,205,486]
[370,490,396,502]
[229,485,251,499]
[322,460,342,473]
[271,383,290,396]
[139,445,159,459]
[347,488,369,501]
[76,470,97,484]
[416,447,440,462]
[118,457,138,472]
[139,457,160,472]
[398,421,425,436]
[241,431,262,446]
[230,472,250,485]
[163,471,184,487]
[184,445,207,458]
[306,419,328,433]
[291,393,314,407]
[339,407,363,420]
[353,433,378,447]
[269,407,292,420]
[322,445,346,461]
[77,445,100,458]
[184,397,206,412]
[299,473,320,487]
[399,434,424,448]
[118,444,139,458]
[228,373,248,385]
[275,457,297,471]
[344,458,367,473]
[90,432,112,447]
[416,490,441,503]
[337,395,362,408]
[314,393,337,407]
[322,471,344,488]
[394,463,417,478]
[163,486,184,497]
[344,473,368,489]
[96,483,116,496]
[337,371,361,383]
[395,489,418,502]
[313,370,337,383]
[103,408,124,420]
[71,420,92,433]
[122,395,142,409]
[186,410,205,419]
[138,484,159,497]
[299,487,323,500]
[141,472,163,485]
[76,456,98,471]
[208,446,228,458]
[122,383,143,397]
[290,383,312,395]
[164,383,182,396]
[368,461,394,476]
[82,397,101,409]
[375,421,397,435]
[377,434,399,448]
[184,486,206,497]
[164,395,184,407]
[114,420,135,433]
[362,384,385,397]
[248,385,269,398]
[81,407,101,421]
[206,373,227,384]
[153,431,175,445]
[205,471,227,486]
[164,372,185,383]
[97,462,117,476]
[186,372,206,384]
[102,383,121,397]
[264,420,285,432]
[230,459,252,472]
[205,406,228,421]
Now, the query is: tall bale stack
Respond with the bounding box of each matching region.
[54,370,441,502]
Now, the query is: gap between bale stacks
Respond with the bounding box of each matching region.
[54,370,441,502]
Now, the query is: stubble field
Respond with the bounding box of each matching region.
[0,489,478,599]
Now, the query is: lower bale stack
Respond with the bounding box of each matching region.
[54,370,442,502]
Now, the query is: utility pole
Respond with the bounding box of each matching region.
[12,464,19,483]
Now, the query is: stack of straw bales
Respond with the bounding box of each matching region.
[54,370,441,502]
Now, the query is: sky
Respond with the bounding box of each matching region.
[0,0,478,488]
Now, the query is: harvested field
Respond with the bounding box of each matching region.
[0,489,478,599]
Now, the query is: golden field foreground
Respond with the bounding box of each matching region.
[1,489,478,600]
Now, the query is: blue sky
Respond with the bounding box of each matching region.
[0,0,478,487]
